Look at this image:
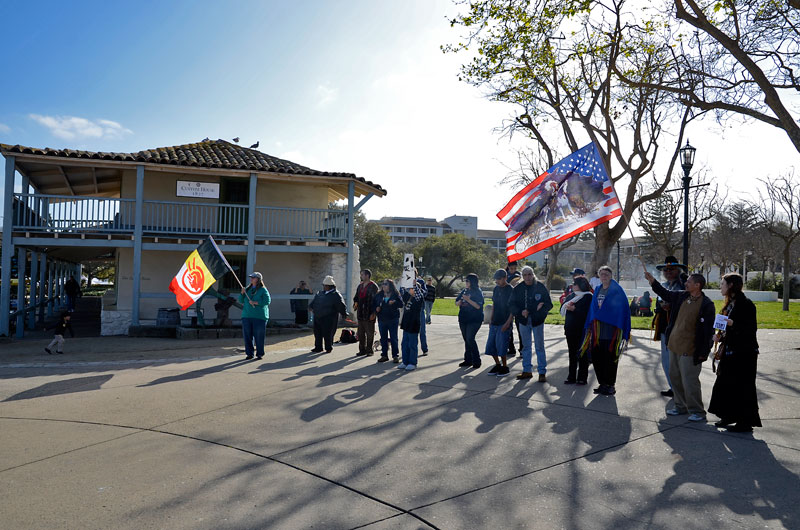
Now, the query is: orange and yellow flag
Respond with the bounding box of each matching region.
[169,237,230,309]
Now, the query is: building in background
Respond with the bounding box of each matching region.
[1,139,385,337]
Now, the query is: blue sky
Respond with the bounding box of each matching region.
[1,0,795,231]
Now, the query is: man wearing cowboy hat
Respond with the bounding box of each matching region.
[309,275,347,353]
[653,255,687,397]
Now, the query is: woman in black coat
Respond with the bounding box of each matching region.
[709,273,762,433]
[561,276,593,384]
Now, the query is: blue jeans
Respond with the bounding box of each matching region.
[378,318,399,358]
[424,300,434,323]
[242,317,267,357]
[459,320,482,366]
[519,322,546,374]
[485,324,510,358]
[661,335,672,389]
[419,307,428,352]
[402,331,418,366]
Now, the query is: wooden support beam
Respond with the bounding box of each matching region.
[57,166,76,196]
[91,167,98,193]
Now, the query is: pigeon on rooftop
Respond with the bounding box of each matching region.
[249,141,259,149]
[232,137,240,143]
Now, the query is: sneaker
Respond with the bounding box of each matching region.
[392,357,400,363]
[687,413,706,422]
[497,366,510,376]
[593,385,606,394]
[666,408,687,416]
[245,355,254,360]
[660,389,674,397]
[516,372,533,380]
[325,349,333,353]
[421,350,428,356]
[538,374,547,383]
[310,348,323,353]
[458,361,472,367]
[45,348,52,355]
[472,363,482,369]
[601,386,616,395]
[356,351,366,356]
[405,364,416,371]
[563,379,576,385]
[377,356,389,363]
[256,355,263,360]
[488,365,501,375]
[714,419,734,428]
[397,363,406,369]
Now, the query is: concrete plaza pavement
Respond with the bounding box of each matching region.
[0,317,798,529]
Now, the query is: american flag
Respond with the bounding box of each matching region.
[497,142,622,261]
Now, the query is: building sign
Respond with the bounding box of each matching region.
[176,181,220,199]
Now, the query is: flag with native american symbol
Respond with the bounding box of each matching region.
[169,236,231,309]
[497,142,622,261]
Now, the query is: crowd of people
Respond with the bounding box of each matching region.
[239,253,762,433]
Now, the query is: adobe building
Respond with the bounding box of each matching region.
[0,139,385,337]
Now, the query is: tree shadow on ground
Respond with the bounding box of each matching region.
[137,359,254,387]
[610,422,800,529]
[2,374,114,401]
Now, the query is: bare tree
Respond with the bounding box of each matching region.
[753,173,800,310]
[615,0,800,153]
[446,0,696,272]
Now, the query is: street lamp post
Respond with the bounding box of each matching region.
[680,140,696,268]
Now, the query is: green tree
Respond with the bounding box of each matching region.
[355,219,402,281]
[416,233,503,290]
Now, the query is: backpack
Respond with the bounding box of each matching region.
[338,329,358,343]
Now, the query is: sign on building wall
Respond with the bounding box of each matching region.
[176,181,220,199]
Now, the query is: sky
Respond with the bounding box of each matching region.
[0,0,797,232]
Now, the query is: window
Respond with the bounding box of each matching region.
[408,227,417,233]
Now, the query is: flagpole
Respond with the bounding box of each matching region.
[208,236,253,302]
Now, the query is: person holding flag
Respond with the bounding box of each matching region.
[580,266,631,396]
[239,272,271,360]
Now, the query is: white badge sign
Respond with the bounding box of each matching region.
[177,181,220,199]
[713,314,728,331]
[400,254,415,289]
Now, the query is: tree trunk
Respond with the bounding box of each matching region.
[783,245,791,311]
[591,225,616,277]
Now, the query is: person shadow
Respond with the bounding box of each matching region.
[542,386,633,462]
[3,374,114,401]
[640,422,800,529]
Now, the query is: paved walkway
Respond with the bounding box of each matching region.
[1,317,798,529]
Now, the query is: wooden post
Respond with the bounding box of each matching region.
[246,172,257,275]
[132,165,144,327]
[1,155,15,336]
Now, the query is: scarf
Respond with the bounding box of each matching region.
[560,291,591,317]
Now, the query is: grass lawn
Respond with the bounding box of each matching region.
[431,298,800,330]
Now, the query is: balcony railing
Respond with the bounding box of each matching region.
[12,193,348,242]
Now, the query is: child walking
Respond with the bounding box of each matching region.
[45,311,74,354]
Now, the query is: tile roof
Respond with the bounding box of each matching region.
[1,139,384,193]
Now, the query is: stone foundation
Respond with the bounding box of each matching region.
[101,310,132,336]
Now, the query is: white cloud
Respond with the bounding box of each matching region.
[0,123,10,134]
[29,114,133,140]
[315,83,338,108]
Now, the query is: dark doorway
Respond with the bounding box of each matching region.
[219,178,249,236]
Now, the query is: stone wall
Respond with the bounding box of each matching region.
[101,309,132,336]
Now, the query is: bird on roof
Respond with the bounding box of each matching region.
[232,137,240,143]
[249,141,259,149]
[202,137,210,141]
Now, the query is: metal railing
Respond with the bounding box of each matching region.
[12,193,349,242]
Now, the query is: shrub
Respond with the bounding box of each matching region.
[549,274,567,290]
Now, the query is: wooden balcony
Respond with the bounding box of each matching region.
[11,193,348,243]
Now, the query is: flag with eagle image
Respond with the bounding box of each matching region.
[497,142,622,261]
[169,236,231,309]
